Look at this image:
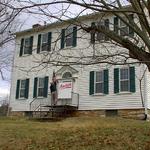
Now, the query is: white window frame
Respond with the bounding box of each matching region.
[41,33,48,51]
[19,79,26,98]
[37,77,45,97]
[120,68,130,92]
[94,71,104,94]
[65,27,73,47]
[23,37,30,55]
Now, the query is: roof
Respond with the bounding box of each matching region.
[15,4,132,36]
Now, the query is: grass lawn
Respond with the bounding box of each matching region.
[0,117,150,150]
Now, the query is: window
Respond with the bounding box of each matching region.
[19,80,26,98]
[114,67,135,93]
[61,26,77,49]
[37,78,45,97]
[62,72,72,79]
[24,38,31,54]
[95,71,104,93]
[16,79,29,99]
[41,33,48,51]
[91,19,109,43]
[37,32,52,53]
[19,36,33,56]
[65,27,73,47]
[114,14,134,37]
[89,70,109,95]
[97,19,109,41]
[120,68,129,92]
[33,76,49,98]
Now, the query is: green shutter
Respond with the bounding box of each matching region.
[16,80,20,99]
[47,32,52,51]
[91,22,96,44]
[44,76,49,97]
[33,77,38,98]
[114,68,119,93]
[104,69,109,94]
[130,66,136,92]
[129,14,134,37]
[25,79,29,99]
[37,34,41,53]
[89,71,94,95]
[104,19,109,41]
[19,38,24,56]
[29,36,33,54]
[72,26,77,47]
[61,29,65,49]
[114,17,119,34]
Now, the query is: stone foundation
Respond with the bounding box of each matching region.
[9,109,148,120]
[75,109,145,119]
[9,111,25,117]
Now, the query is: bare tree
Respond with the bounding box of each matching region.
[9,0,150,72]
[0,0,21,79]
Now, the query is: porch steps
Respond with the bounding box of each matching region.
[30,105,78,119]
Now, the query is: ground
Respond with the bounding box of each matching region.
[0,116,150,150]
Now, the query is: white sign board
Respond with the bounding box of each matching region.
[58,81,72,99]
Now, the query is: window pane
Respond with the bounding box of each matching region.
[96,71,103,82]
[120,80,129,91]
[21,80,26,88]
[65,27,73,47]
[24,38,30,54]
[95,83,103,93]
[42,33,48,43]
[39,78,44,87]
[20,89,25,98]
[120,68,129,80]
[38,88,44,97]
[41,43,48,51]
[66,38,72,47]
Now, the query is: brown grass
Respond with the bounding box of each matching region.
[0,117,150,150]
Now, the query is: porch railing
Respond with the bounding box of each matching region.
[29,92,79,111]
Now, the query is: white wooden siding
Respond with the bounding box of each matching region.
[10,17,147,111]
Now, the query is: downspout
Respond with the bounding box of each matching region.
[144,65,148,120]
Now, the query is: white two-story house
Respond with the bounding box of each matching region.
[9,13,150,118]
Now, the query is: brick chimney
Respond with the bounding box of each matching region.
[32,24,41,28]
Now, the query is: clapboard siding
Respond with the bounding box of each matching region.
[77,65,144,110]
[10,17,146,111]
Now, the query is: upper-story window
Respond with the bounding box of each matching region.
[37,32,52,53]
[24,38,31,54]
[65,27,73,47]
[114,14,134,37]
[61,26,77,49]
[91,19,109,43]
[41,33,48,51]
[19,36,33,56]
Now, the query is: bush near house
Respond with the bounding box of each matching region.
[0,117,150,150]
[0,104,8,116]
